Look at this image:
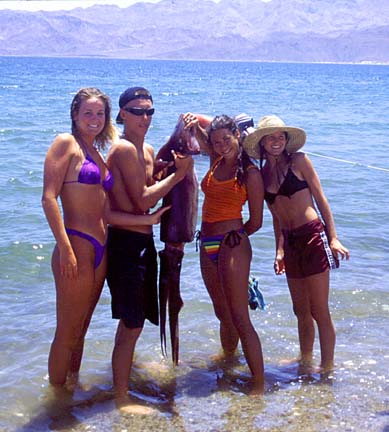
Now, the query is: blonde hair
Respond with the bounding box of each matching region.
[70,87,115,150]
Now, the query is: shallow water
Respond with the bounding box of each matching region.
[0,57,388,431]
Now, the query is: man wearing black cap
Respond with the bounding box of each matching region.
[106,86,193,407]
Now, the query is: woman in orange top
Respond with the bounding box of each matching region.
[184,113,265,394]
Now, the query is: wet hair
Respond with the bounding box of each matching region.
[70,87,116,150]
[207,114,253,187]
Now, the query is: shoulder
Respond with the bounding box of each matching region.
[291,151,312,168]
[246,164,263,187]
[291,152,319,182]
[246,163,260,177]
[53,132,74,146]
[291,151,306,161]
[48,133,77,157]
[246,161,259,171]
[109,137,137,157]
[107,139,134,170]
[144,142,155,158]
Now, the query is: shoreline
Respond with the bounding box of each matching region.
[1,54,388,66]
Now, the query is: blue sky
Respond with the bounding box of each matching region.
[0,0,274,11]
[0,0,169,11]
[0,0,225,11]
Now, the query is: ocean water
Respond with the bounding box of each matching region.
[0,56,388,432]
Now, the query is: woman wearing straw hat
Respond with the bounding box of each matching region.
[244,115,350,372]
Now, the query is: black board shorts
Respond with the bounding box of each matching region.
[106,227,158,328]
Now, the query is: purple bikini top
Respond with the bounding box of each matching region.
[64,153,114,191]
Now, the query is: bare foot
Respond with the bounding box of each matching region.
[280,354,315,369]
[279,357,300,366]
[248,378,265,397]
[65,373,94,392]
[319,361,335,373]
[209,350,238,365]
[297,359,316,375]
[64,372,79,392]
[115,394,156,415]
[119,404,156,415]
[302,362,335,379]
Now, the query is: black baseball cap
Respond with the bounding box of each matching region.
[116,86,153,124]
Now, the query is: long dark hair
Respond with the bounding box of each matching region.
[207,114,253,186]
[70,87,115,150]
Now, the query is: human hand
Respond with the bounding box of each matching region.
[148,205,172,224]
[183,112,199,130]
[171,150,194,177]
[153,158,174,181]
[60,248,78,279]
[330,238,350,261]
[274,254,285,275]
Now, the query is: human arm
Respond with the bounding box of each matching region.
[272,214,286,275]
[109,141,193,213]
[105,204,171,226]
[298,153,350,261]
[41,134,78,278]
[244,166,264,235]
[182,112,215,157]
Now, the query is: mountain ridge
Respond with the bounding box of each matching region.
[1,0,388,63]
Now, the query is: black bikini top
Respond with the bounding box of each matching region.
[264,167,308,205]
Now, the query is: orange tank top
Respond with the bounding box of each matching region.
[201,157,248,223]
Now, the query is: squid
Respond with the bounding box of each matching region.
[156,113,211,365]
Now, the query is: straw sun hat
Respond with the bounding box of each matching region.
[243,115,306,159]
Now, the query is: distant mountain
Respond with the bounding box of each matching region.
[1,0,388,63]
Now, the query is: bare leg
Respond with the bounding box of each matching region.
[287,271,335,370]
[69,254,107,376]
[49,239,103,386]
[306,271,335,370]
[287,278,315,365]
[200,246,239,357]
[219,235,264,393]
[112,321,142,401]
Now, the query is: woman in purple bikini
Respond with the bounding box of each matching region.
[244,115,350,372]
[42,87,167,387]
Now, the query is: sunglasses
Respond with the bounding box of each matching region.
[123,107,155,116]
